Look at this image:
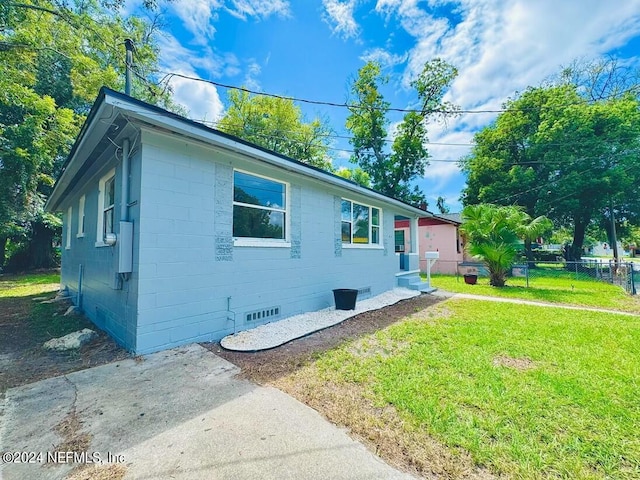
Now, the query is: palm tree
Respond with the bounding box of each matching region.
[461,204,550,287]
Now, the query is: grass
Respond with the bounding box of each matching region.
[0,270,87,341]
[0,271,61,298]
[426,271,640,313]
[286,299,640,479]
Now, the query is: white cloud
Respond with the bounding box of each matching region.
[169,76,225,123]
[322,0,360,39]
[376,0,640,188]
[171,0,223,45]
[171,0,290,44]
[243,60,262,90]
[360,48,407,68]
[156,34,225,121]
[226,0,291,20]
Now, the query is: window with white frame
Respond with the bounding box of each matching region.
[77,195,85,237]
[233,170,288,241]
[66,206,72,249]
[96,169,115,246]
[341,199,381,245]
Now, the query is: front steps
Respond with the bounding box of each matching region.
[396,273,436,293]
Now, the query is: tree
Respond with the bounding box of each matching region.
[516,213,553,266]
[436,196,450,214]
[460,204,543,287]
[217,89,333,170]
[0,0,173,269]
[461,82,640,261]
[346,59,458,205]
[335,167,371,187]
[556,56,640,102]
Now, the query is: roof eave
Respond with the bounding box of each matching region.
[47,88,430,219]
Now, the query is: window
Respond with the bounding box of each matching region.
[233,170,287,242]
[96,169,115,246]
[66,206,72,249]
[394,230,405,252]
[341,199,381,246]
[77,195,85,237]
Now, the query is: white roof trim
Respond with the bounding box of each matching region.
[48,89,431,218]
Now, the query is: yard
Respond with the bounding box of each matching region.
[272,299,640,479]
[426,270,640,313]
[229,272,640,479]
[3,272,640,479]
[0,271,127,394]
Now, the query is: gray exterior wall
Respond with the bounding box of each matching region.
[60,151,141,351]
[135,130,402,354]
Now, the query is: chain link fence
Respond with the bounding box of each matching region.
[420,258,638,295]
[519,260,638,295]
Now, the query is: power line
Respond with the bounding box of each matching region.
[129,108,639,156]
[485,149,640,206]
[156,70,639,116]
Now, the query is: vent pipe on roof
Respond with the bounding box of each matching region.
[124,39,134,96]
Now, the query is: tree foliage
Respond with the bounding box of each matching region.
[217,89,333,171]
[0,0,172,269]
[346,59,458,205]
[436,196,450,214]
[460,204,550,287]
[335,167,371,187]
[461,66,640,260]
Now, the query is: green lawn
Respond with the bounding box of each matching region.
[0,271,89,341]
[0,271,60,298]
[427,272,640,313]
[307,299,640,479]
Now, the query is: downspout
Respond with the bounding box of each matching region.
[118,138,133,282]
[121,138,130,222]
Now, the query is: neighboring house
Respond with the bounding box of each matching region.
[45,88,431,354]
[395,213,464,274]
[587,241,627,257]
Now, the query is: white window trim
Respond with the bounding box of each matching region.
[76,195,85,238]
[234,238,292,248]
[232,169,290,247]
[341,198,383,248]
[96,168,116,247]
[343,243,384,250]
[65,206,72,250]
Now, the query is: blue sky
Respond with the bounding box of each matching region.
[130,0,640,212]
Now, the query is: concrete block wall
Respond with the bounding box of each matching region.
[135,130,402,354]
[60,151,141,351]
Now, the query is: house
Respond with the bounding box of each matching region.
[45,88,432,354]
[394,213,464,274]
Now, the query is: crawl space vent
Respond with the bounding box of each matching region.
[245,306,281,322]
[357,287,371,298]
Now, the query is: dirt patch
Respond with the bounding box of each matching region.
[65,464,127,480]
[0,286,129,395]
[51,409,92,458]
[208,294,443,384]
[492,355,536,370]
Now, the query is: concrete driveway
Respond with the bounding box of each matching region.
[1,344,414,480]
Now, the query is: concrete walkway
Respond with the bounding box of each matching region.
[430,290,640,316]
[1,344,414,480]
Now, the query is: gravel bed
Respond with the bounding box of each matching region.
[220,288,420,352]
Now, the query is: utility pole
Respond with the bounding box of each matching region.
[124,39,134,96]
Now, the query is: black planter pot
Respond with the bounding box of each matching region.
[333,289,358,310]
[463,274,478,285]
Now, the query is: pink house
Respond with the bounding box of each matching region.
[394,214,464,274]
